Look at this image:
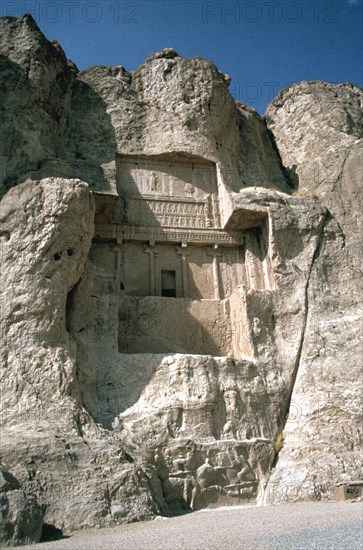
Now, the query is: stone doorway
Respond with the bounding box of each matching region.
[161,270,176,298]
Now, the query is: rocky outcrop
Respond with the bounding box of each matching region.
[0,13,117,193]
[0,13,362,538]
[0,14,78,191]
[0,178,163,530]
[265,81,362,194]
[264,81,363,502]
[0,15,288,196]
[0,466,43,547]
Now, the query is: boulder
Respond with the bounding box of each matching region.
[0,466,43,547]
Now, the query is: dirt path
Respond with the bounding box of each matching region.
[20,501,363,550]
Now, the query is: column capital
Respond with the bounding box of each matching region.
[143,244,159,256]
[207,243,222,257]
[175,243,192,256]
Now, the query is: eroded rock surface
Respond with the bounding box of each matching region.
[0,15,289,196]
[0,13,362,536]
[263,81,363,502]
[0,178,162,531]
[0,466,43,547]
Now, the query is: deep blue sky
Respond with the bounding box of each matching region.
[2,0,362,114]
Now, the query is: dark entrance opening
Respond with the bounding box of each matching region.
[161,270,176,297]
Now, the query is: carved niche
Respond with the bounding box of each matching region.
[117,154,221,231]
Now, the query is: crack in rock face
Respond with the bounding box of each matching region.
[0,13,362,539]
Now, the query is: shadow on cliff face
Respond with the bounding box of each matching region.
[65,79,117,192]
[0,54,35,196]
[0,54,117,195]
[261,125,299,191]
[228,107,292,193]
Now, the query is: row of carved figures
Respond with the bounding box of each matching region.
[152,443,256,511]
[123,169,216,197]
[125,197,221,228]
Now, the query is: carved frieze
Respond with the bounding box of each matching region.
[125,196,215,229]
[150,442,258,511]
[117,155,221,230]
[118,156,218,199]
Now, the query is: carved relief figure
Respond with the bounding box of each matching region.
[178,443,199,509]
[195,456,221,494]
[222,388,240,439]
[149,172,159,192]
[184,183,195,197]
[151,442,258,513]
[226,449,255,484]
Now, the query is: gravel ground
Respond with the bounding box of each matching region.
[20,501,362,550]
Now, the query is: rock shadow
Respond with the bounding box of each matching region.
[65,79,117,192]
[0,52,117,194]
[41,524,70,542]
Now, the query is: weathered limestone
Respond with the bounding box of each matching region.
[264,82,363,503]
[0,178,162,531]
[265,81,362,195]
[0,466,43,547]
[0,13,362,539]
[0,14,289,197]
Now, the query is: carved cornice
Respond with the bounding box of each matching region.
[94,223,242,245]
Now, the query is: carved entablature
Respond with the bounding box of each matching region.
[117,153,221,230]
[95,224,242,246]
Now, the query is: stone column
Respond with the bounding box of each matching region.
[260,222,274,291]
[113,242,122,292]
[208,244,223,300]
[176,243,191,298]
[143,241,158,295]
[109,242,123,350]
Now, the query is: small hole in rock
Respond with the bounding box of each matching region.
[0,231,10,241]
[54,253,61,261]
[67,249,74,256]
[120,281,125,290]
[125,453,134,463]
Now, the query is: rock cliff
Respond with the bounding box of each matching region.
[0,14,362,539]
[264,81,363,502]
